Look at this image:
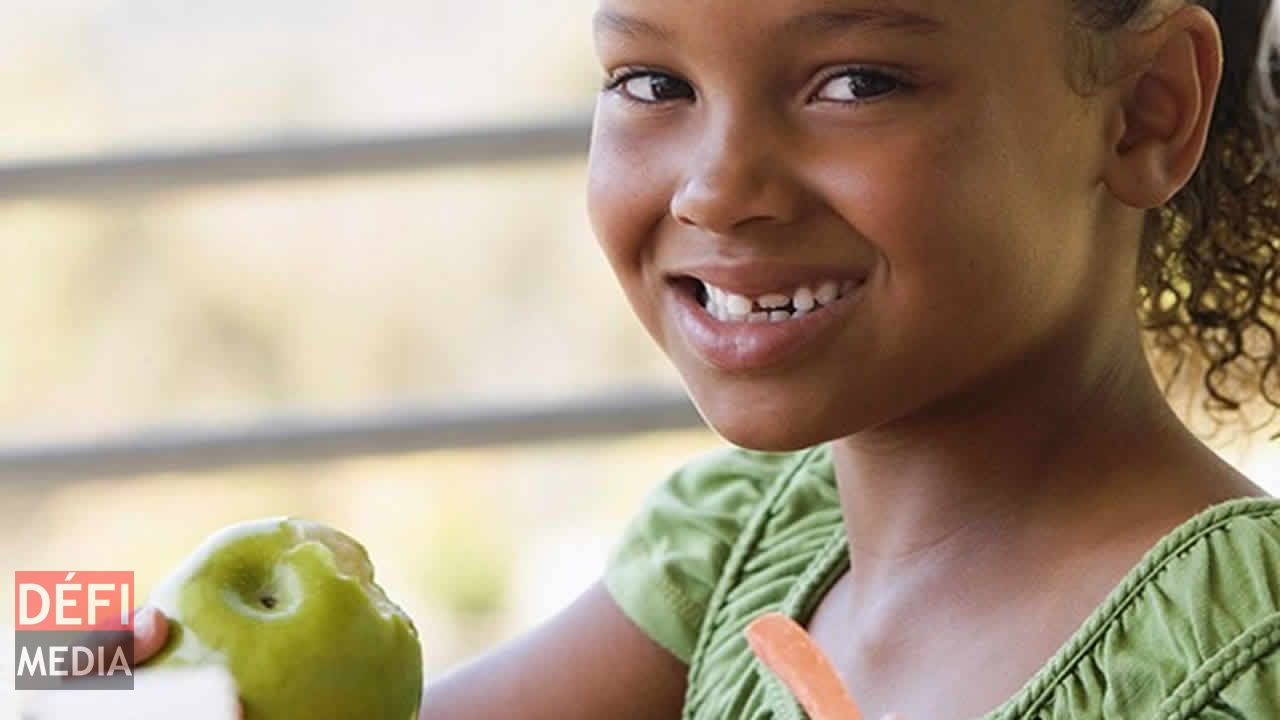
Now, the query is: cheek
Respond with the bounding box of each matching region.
[588,127,646,271]
[813,117,1048,362]
[818,125,1008,297]
[586,120,674,333]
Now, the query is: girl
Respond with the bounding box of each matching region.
[136,0,1280,718]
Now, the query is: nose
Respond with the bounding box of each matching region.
[669,116,803,235]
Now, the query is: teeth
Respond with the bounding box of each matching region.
[792,287,815,312]
[696,277,860,323]
[757,293,791,309]
[725,293,754,317]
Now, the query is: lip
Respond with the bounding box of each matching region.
[668,274,868,373]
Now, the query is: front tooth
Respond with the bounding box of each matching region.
[725,293,754,316]
[748,311,769,323]
[793,286,815,312]
[769,310,791,322]
[758,293,790,309]
[815,281,839,305]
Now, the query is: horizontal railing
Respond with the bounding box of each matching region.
[0,387,706,484]
[0,113,706,486]
[0,112,594,199]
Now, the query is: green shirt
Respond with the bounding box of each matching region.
[603,443,1280,719]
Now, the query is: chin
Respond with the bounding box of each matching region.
[679,363,879,451]
[724,433,823,453]
[697,403,838,453]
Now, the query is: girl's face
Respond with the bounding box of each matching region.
[587,0,1124,450]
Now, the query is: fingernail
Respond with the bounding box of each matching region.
[134,607,154,636]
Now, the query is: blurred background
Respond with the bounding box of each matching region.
[0,1,1278,716]
[0,1,722,713]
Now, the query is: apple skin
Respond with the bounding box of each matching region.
[144,517,424,720]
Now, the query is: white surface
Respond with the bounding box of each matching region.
[19,666,237,720]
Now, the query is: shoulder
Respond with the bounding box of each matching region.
[1151,498,1280,718]
[1008,497,1280,719]
[602,443,832,665]
[1152,497,1280,644]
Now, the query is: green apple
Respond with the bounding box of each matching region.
[144,516,424,720]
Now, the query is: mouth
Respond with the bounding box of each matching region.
[665,271,870,373]
[669,275,863,324]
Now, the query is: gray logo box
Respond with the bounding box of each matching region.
[14,630,135,690]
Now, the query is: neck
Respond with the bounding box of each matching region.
[829,312,1224,606]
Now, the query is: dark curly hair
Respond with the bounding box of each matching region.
[1073,0,1280,445]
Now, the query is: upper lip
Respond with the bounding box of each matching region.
[665,260,870,297]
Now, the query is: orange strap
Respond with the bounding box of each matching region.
[745,612,865,720]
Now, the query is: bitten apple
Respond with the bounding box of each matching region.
[144,517,423,720]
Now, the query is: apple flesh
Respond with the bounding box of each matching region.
[145,517,424,720]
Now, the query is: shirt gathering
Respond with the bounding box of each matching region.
[604,443,1280,719]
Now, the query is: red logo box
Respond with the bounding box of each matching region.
[14,571,136,690]
[15,571,134,631]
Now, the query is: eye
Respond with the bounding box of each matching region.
[603,70,695,104]
[812,67,904,104]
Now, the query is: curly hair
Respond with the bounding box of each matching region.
[1074,0,1280,444]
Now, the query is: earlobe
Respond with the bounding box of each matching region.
[1102,5,1222,210]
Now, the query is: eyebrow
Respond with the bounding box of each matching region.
[592,9,674,42]
[783,6,945,37]
[592,4,945,42]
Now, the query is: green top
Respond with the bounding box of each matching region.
[603,442,1280,719]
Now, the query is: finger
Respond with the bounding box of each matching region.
[745,612,864,720]
[53,607,141,686]
[133,606,170,664]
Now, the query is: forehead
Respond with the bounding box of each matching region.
[596,1,938,38]
[592,0,1043,45]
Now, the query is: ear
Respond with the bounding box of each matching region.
[1102,5,1223,209]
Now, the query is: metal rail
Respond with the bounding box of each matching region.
[0,112,698,487]
[0,387,706,485]
[0,112,593,200]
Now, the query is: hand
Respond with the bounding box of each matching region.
[132,606,169,665]
[27,607,241,719]
[49,605,169,685]
[132,606,245,720]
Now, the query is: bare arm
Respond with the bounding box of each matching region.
[419,579,688,720]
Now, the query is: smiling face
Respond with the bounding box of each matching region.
[587,0,1136,451]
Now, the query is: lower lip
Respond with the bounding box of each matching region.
[669,281,867,373]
